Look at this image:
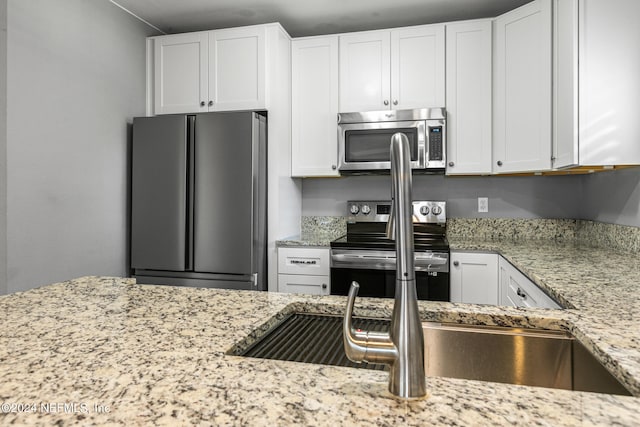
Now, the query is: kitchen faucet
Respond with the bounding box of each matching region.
[343,132,427,399]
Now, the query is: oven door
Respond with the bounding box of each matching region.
[338,120,426,172]
[330,249,450,301]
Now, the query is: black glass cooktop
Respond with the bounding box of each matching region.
[331,223,449,251]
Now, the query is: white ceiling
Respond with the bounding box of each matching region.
[112,0,532,37]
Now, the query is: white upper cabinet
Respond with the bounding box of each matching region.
[339,30,390,112]
[209,26,265,111]
[291,36,340,177]
[339,25,444,112]
[493,0,552,173]
[390,26,445,110]
[154,32,209,115]
[445,20,493,175]
[554,0,640,168]
[152,26,266,115]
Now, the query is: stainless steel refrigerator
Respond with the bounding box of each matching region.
[130,111,267,290]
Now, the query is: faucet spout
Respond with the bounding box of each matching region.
[343,132,426,399]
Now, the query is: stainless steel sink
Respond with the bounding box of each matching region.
[232,313,631,396]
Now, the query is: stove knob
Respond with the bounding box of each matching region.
[349,204,360,215]
[361,205,371,215]
[419,205,430,216]
[431,205,443,216]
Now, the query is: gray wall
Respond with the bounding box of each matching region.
[581,168,640,227]
[0,0,6,295]
[4,0,158,293]
[303,174,583,218]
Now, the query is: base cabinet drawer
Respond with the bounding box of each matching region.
[277,247,331,295]
[278,247,330,275]
[278,274,330,295]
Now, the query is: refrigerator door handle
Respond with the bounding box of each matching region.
[186,115,196,271]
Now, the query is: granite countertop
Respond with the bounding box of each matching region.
[276,216,347,247]
[276,231,337,247]
[1,237,640,425]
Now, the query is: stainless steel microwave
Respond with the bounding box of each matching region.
[337,108,446,174]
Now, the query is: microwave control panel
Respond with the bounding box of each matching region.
[428,126,444,161]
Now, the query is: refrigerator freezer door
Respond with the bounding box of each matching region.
[131,115,188,271]
[193,112,254,276]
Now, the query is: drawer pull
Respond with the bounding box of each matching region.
[516,288,527,299]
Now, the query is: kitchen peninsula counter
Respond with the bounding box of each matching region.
[1,248,639,426]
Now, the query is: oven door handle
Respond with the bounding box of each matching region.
[414,254,448,266]
[331,252,449,271]
[331,253,397,270]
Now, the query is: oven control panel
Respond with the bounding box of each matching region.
[347,200,446,224]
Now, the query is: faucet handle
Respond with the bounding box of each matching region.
[344,282,363,336]
[343,282,367,363]
[343,282,396,365]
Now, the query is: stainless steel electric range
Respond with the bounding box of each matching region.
[330,200,450,301]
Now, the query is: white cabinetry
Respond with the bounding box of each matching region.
[450,252,499,305]
[208,26,265,111]
[445,20,493,175]
[553,0,640,168]
[498,256,560,309]
[152,25,265,114]
[153,32,208,114]
[493,0,552,173]
[277,247,330,295]
[291,36,339,177]
[339,25,444,112]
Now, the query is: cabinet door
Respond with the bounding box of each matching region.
[552,0,579,169]
[450,252,498,305]
[339,30,391,112]
[209,27,266,111]
[493,0,552,173]
[498,256,560,308]
[154,32,208,114]
[578,0,640,166]
[445,20,493,175]
[390,25,445,110]
[291,36,340,177]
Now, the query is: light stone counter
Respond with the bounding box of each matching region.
[0,270,639,426]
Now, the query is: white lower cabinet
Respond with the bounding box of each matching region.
[498,256,561,309]
[450,252,499,305]
[277,247,330,295]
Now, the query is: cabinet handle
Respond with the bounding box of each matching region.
[322,283,327,289]
[393,100,398,106]
[516,288,527,299]
[448,162,454,167]
[383,100,389,106]
[331,165,337,170]
[200,101,205,107]
[208,100,213,107]
[453,261,459,266]
[497,160,503,166]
